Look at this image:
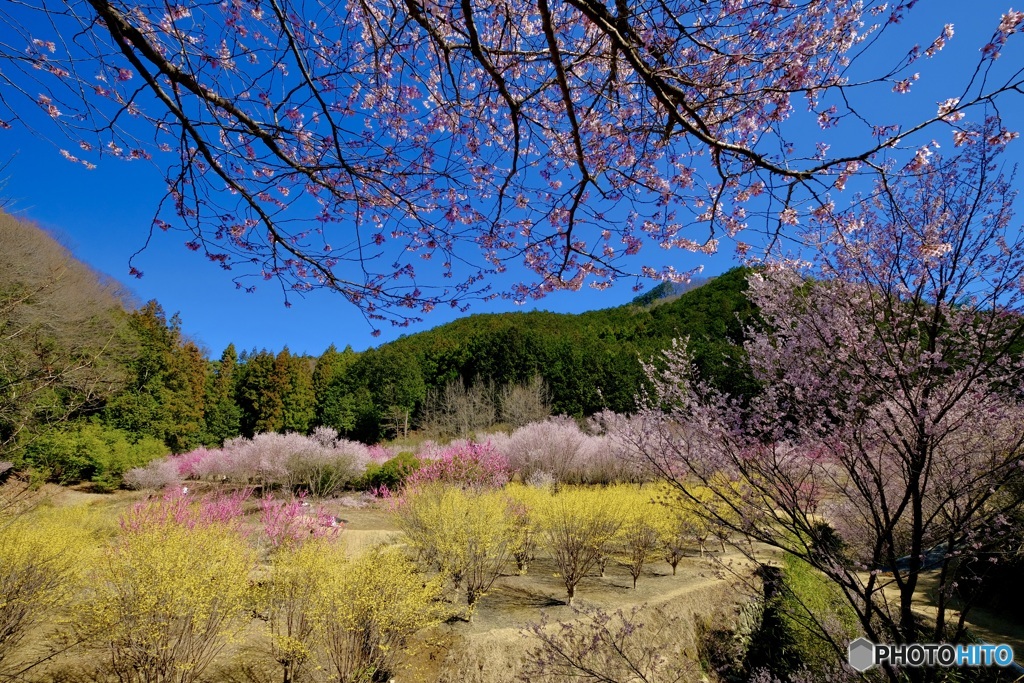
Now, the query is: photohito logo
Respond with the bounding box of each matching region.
[848,638,1015,671]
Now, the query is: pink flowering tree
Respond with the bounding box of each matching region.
[2,2,1022,326]
[405,440,511,492]
[119,487,251,534]
[259,492,341,550]
[125,431,370,494]
[498,416,638,484]
[619,139,1024,682]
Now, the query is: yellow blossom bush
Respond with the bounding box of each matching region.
[0,505,94,676]
[80,519,255,683]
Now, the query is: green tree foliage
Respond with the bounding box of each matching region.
[19,422,166,491]
[235,349,281,436]
[305,269,754,439]
[161,337,208,452]
[351,346,426,441]
[360,452,421,492]
[275,349,316,434]
[357,267,756,429]
[103,302,207,452]
[312,346,356,415]
[1,215,757,458]
[313,345,372,439]
[203,344,242,445]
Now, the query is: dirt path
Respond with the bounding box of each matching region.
[394,548,759,683]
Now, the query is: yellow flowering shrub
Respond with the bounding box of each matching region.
[316,545,447,683]
[611,485,662,589]
[394,484,518,610]
[81,520,255,683]
[0,505,94,675]
[259,537,346,683]
[536,486,621,604]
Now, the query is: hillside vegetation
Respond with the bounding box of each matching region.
[0,212,757,487]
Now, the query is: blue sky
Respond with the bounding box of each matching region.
[2,0,1022,358]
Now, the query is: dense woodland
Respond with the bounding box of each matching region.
[0,212,755,489]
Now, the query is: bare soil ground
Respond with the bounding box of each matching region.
[875,571,1024,656]
[307,497,761,681]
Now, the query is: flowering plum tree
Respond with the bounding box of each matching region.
[124,430,371,493]
[622,138,1024,681]
[405,439,511,490]
[2,1,1022,328]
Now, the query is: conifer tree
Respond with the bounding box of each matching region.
[203,344,242,445]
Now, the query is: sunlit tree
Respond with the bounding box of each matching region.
[393,483,517,611]
[2,1,1021,326]
[81,496,255,683]
[538,487,621,605]
[622,137,1024,682]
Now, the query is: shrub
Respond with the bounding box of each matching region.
[317,545,448,682]
[259,493,340,550]
[0,506,93,676]
[257,541,446,683]
[404,440,510,491]
[80,512,256,683]
[118,487,250,534]
[522,605,699,681]
[613,485,662,589]
[499,417,592,484]
[258,537,344,683]
[537,487,622,604]
[497,417,637,485]
[122,457,179,490]
[392,484,517,610]
[126,432,370,494]
[360,452,421,492]
[19,422,167,490]
[504,483,546,574]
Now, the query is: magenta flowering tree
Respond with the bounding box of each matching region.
[259,492,340,549]
[119,487,251,533]
[404,440,511,491]
[2,1,1023,327]
[620,139,1024,681]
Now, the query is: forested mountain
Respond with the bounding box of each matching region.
[215,267,757,443]
[0,213,131,450]
[0,212,757,485]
